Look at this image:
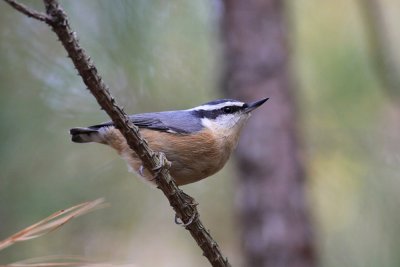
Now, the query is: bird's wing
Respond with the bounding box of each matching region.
[87,111,193,134]
[129,114,173,132]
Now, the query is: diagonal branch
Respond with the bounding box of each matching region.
[3,0,231,266]
[3,0,51,23]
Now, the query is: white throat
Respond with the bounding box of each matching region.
[201,113,251,137]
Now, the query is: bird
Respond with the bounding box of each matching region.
[70,97,268,186]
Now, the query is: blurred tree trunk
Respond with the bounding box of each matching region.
[219,1,316,267]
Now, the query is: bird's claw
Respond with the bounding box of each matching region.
[174,212,198,227]
[152,152,171,173]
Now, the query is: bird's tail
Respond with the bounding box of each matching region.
[70,127,103,143]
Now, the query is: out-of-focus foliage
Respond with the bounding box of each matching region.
[0,0,400,267]
[292,0,400,266]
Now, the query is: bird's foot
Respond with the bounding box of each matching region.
[174,212,198,227]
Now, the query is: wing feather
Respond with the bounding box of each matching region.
[87,112,192,134]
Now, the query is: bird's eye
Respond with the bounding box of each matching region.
[223,107,234,114]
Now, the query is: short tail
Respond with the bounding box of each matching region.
[70,127,101,143]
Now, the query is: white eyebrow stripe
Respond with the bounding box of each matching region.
[188,102,244,111]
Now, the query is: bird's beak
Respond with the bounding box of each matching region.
[244,97,269,113]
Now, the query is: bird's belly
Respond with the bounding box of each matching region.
[102,127,232,186]
[121,150,228,186]
[149,129,231,185]
[166,150,228,185]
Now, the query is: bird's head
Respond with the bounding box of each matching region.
[189,97,268,136]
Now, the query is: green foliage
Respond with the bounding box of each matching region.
[293,0,400,266]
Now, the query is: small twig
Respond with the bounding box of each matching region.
[3,0,51,23]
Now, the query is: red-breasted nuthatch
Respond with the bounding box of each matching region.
[70,98,268,185]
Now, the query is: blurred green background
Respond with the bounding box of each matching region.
[1,0,400,266]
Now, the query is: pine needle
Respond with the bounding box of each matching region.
[4,255,135,267]
[0,198,106,251]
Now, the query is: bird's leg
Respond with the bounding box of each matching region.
[150,152,172,183]
[152,152,172,172]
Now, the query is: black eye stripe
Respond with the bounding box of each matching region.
[192,105,243,119]
[222,106,240,113]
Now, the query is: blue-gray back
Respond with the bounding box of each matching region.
[88,110,203,134]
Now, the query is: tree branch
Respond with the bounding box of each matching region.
[4,0,231,266]
[3,0,50,23]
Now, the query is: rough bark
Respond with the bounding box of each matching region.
[220,1,316,266]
